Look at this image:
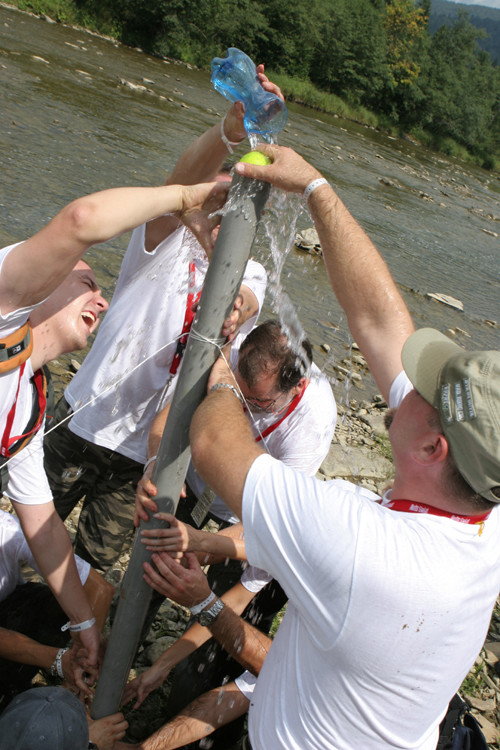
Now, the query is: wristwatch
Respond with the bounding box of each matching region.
[196,597,225,627]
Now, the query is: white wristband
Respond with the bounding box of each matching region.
[209,382,243,404]
[220,115,244,154]
[303,177,328,201]
[61,616,96,633]
[144,455,157,473]
[190,590,216,616]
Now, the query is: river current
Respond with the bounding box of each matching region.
[1,4,499,399]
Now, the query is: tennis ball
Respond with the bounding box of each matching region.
[239,151,271,166]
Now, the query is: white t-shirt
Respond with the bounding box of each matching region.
[0,244,52,506]
[66,225,267,464]
[242,374,500,750]
[234,669,257,701]
[187,358,336,523]
[0,509,90,601]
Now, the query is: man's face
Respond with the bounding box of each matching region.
[36,261,108,352]
[234,363,292,415]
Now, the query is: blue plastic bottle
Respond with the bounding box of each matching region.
[211,48,288,139]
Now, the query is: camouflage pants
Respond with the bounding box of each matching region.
[44,397,143,573]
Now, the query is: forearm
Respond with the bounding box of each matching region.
[309,184,414,400]
[0,627,58,668]
[190,390,263,520]
[14,502,94,624]
[166,122,240,187]
[148,404,170,460]
[137,685,249,750]
[194,523,246,564]
[209,604,270,676]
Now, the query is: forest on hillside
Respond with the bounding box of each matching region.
[430,0,500,63]
[14,0,500,168]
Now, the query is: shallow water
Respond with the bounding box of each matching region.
[1,5,498,400]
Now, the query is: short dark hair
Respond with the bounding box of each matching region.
[238,320,313,393]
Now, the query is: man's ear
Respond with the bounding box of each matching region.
[293,376,308,395]
[416,433,449,466]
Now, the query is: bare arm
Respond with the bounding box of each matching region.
[141,516,246,564]
[145,65,283,249]
[144,552,270,676]
[1,182,228,314]
[190,358,264,521]
[12,500,99,695]
[83,567,115,632]
[123,579,255,709]
[116,682,249,750]
[234,146,415,402]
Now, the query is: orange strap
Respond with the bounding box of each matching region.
[0,321,33,374]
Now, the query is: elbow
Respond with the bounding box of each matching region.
[62,197,101,245]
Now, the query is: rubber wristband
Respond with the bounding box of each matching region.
[303,178,328,201]
[220,115,244,154]
[144,455,157,473]
[190,590,216,616]
[209,382,243,404]
[61,616,96,633]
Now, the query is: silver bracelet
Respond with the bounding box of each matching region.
[220,115,244,154]
[50,647,69,679]
[144,455,157,473]
[303,177,328,201]
[190,590,216,616]
[61,616,96,633]
[209,382,244,404]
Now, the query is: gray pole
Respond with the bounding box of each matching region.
[91,172,270,718]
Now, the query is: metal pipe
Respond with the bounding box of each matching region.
[92,172,270,718]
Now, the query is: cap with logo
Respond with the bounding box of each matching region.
[402,328,500,503]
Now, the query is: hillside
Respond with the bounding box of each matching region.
[430,0,500,62]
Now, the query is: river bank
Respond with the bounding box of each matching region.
[2,0,497,170]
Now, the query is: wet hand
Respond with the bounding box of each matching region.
[179,181,230,253]
[143,551,211,608]
[234,145,322,194]
[256,63,284,102]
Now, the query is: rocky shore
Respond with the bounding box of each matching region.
[2,350,499,747]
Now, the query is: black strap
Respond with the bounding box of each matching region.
[437,694,489,750]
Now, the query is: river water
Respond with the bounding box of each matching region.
[1,4,499,399]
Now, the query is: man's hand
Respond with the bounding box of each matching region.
[88,712,129,750]
[234,145,322,194]
[222,64,284,144]
[178,181,229,253]
[122,660,171,710]
[143,551,211,609]
[141,513,199,559]
[68,624,102,696]
[134,460,159,527]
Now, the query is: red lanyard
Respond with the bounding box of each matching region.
[382,498,491,526]
[255,385,307,442]
[1,364,47,459]
[169,261,201,377]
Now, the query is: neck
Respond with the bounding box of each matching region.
[30,319,64,371]
[390,474,477,517]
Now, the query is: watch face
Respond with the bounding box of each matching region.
[197,598,224,627]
